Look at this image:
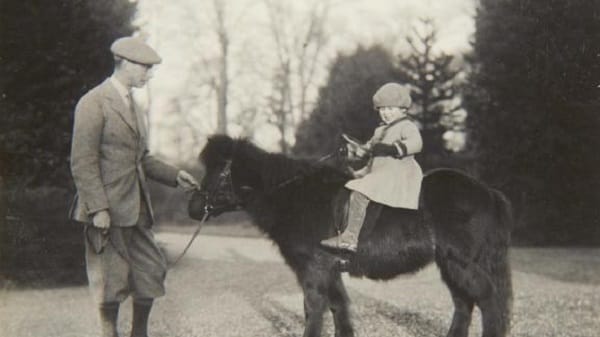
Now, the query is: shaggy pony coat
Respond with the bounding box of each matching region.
[190,135,513,337]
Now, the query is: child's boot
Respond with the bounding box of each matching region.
[321,191,369,253]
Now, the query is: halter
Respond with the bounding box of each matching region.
[202,139,246,214]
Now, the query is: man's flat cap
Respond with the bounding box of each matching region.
[110,37,162,65]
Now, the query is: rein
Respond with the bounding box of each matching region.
[270,151,339,191]
[171,147,338,266]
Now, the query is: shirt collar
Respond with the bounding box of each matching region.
[109,76,131,105]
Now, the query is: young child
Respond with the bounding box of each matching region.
[321,82,423,252]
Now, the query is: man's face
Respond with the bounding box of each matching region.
[124,60,154,88]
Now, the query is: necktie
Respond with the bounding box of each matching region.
[127,92,148,143]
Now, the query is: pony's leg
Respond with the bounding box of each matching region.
[436,247,479,337]
[440,251,510,337]
[446,288,474,337]
[301,267,328,337]
[478,298,505,337]
[478,276,511,337]
[328,273,354,337]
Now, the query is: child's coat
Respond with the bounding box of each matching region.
[345,117,423,209]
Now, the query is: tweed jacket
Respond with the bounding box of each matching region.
[345,118,423,209]
[70,79,179,226]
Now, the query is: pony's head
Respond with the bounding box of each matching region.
[189,135,249,220]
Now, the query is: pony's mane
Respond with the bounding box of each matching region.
[201,135,349,191]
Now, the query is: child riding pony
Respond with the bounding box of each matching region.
[321,82,423,253]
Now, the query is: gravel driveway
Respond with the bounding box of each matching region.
[0,232,598,337]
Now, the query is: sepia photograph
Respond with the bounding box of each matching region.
[1,0,599,336]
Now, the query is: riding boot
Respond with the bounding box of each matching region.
[99,302,120,337]
[321,191,369,253]
[130,299,153,337]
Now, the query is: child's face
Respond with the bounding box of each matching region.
[378,106,407,124]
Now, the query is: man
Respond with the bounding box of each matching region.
[70,36,199,337]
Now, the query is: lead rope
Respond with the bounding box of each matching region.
[169,200,211,268]
[169,159,235,267]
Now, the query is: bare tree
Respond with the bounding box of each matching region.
[263,0,330,153]
[296,2,329,120]
[212,0,229,134]
[178,0,246,137]
[140,0,327,155]
[189,0,257,136]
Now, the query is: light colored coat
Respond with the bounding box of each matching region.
[70,79,179,226]
[345,118,423,209]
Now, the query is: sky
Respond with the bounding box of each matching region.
[135,0,476,162]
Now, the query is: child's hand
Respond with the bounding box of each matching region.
[346,143,369,160]
[354,145,369,158]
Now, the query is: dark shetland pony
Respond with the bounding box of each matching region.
[189,135,513,337]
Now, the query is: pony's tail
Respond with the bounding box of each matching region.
[487,188,514,336]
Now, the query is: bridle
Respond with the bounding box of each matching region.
[203,158,245,213]
[172,159,242,267]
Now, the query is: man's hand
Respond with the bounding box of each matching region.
[177,170,199,192]
[92,210,111,232]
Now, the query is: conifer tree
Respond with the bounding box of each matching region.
[0,0,137,282]
[465,0,600,244]
[397,18,463,155]
[293,46,397,157]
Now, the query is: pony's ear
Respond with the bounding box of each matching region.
[201,134,235,167]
